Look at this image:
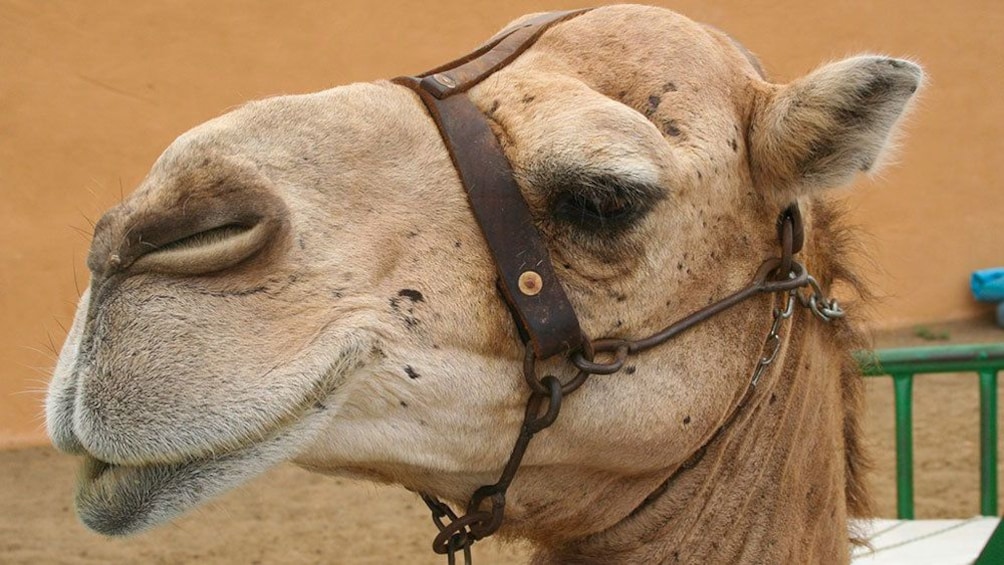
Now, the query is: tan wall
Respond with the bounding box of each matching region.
[2,0,1001,446]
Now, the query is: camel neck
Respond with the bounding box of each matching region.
[534,313,853,564]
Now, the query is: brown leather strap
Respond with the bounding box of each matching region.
[393,9,591,359]
[409,9,591,98]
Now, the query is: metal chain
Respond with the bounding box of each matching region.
[750,289,798,388]
[420,208,845,565]
[422,375,564,563]
[799,274,846,321]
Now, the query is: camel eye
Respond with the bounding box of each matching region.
[553,191,636,231]
[549,174,662,234]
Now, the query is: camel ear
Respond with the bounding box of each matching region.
[750,55,923,199]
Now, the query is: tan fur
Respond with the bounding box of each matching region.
[45,5,921,562]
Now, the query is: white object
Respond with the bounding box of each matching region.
[851,517,1000,564]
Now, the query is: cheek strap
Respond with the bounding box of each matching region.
[392,9,592,359]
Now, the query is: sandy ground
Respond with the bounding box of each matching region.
[2,321,1002,564]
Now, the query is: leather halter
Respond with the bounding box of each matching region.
[392,9,591,359]
[392,9,842,563]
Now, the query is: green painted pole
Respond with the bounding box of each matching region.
[974,517,1004,565]
[859,345,1004,518]
[892,372,915,519]
[978,370,998,516]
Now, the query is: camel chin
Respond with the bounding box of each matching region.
[74,408,327,536]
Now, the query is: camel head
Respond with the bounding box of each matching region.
[46,5,921,560]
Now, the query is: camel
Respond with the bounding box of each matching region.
[44,5,922,563]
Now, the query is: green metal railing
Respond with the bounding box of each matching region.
[857,344,1004,519]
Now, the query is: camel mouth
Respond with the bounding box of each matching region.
[73,408,327,536]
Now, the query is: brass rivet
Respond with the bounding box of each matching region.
[432,73,456,88]
[518,271,543,296]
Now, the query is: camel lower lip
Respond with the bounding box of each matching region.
[74,412,325,536]
[75,453,210,535]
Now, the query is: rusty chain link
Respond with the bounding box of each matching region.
[421,206,843,564]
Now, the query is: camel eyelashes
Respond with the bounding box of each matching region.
[548,173,662,234]
[553,191,637,232]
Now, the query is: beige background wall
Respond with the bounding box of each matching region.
[1,0,1001,446]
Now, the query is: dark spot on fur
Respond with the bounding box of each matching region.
[615,293,627,303]
[405,366,421,380]
[677,262,684,270]
[389,296,420,328]
[683,415,691,425]
[454,241,461,248]
[313,401,326,410]
[298,236,306,250]
[407,230,419,238]
[645,95,661,117]
[697,171,702,180]
[521,94,536,104]
[663,81,677,92]
[662,119,682,137]
[331,287,345,299]
[730,138,738,152]
[624,365,636,375]
[616,319,623,327]
[398,289,424,303]
[489,99,500,114]
[399,400,408,408]
[769,392,778,405]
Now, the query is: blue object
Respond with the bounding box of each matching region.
[971,268,1004,302]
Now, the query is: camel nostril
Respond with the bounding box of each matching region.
[129,219,277,276]
[153,223,255,253]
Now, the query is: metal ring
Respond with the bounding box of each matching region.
[431,512,492,555]
[571,342,629,374]
[522,344,549,396]
[559,370,590,395]
[467,492,506,539]
[525,376,563,433]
